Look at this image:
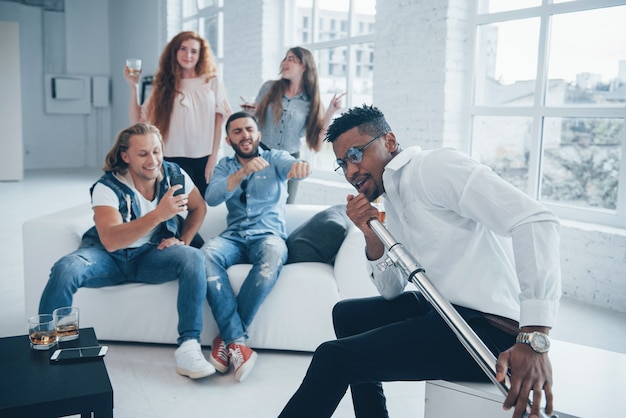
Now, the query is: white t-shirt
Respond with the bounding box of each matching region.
[91,170,194,248]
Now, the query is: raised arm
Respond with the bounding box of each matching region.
[320,92,346,140]
[123,64,142,124]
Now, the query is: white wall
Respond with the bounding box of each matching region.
[0,20,23,180]
[0,0,160,170]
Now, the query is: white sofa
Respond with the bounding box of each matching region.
[23,203,378,352]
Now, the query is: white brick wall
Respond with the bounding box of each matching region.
[560,222,626,312]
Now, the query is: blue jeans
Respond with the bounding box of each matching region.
[38,243,207,345]
[202,233,287,344]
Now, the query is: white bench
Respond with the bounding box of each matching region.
[424,339,625,417]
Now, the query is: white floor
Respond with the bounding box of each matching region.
[2,168,626,418]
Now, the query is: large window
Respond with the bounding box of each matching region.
[292,0,376,173]
[470,0,626,228]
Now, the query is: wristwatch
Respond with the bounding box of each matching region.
[516,331,550,353]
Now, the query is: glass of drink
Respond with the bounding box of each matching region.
[53,306,80,342]
[126,58,142,77]
[240,95,256,114]
[28,314,57,350]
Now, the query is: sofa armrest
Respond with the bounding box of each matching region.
[23,203,94,318]
[333,224,379,300]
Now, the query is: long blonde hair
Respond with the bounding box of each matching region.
[104,123,163,174]
[256,47,324,151]
[147,31,217,139]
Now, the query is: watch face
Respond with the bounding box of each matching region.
[531,333,550,352]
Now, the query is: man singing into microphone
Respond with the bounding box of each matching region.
[278,105,561,418]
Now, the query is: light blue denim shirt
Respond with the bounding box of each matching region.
[205,148,297,239]
[255,80,309,154]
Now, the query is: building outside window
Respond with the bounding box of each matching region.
[293,0,376,173]
[168,0,224,75]
[470,0,626,228]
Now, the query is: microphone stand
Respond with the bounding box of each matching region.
[368,218,556,418]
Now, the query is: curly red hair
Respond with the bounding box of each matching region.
[147,31,217,139]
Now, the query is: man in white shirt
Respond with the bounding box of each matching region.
[279,105,561,418]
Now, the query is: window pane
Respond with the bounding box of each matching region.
[182,19,198,33]
[317,46,347,79]
[472,116,532,191]
[317,0,349,41]
[296,0,313,44]
[545,6,626,106]
[197,0,215,9]
[474,18,539,106]
[353,42,374,105]
[182,0,197,18]
[199,15,218,57]
[354,0,376,36]
[541,117,621,210]
[478,0,541,14]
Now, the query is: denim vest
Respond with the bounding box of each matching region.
[80,161,184,249]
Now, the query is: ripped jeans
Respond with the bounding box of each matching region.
[38,243,207,345]
[202,233,288,345]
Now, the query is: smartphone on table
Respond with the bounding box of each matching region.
[170,174,185,196]
[50,345,108,363]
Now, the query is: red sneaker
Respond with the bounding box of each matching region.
[209,335,230,373]
[228,343,258,382]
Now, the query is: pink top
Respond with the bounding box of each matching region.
[142,76,232,158]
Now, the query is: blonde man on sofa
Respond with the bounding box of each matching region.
[38,123,215,380]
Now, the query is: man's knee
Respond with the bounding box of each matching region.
[177,246,205,269]
[49,253,91,283]
[260,236,288,263]
[312,340,345,369]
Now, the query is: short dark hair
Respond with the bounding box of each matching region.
[226,111,258,134]
[325,105,391,143]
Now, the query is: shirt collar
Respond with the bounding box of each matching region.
[384,146,421,175]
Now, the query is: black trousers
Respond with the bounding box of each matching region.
[165,155,209,197]
[278,291,516,418]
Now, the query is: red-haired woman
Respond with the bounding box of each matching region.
[125,31,231,196]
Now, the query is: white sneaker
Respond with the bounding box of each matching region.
[175,339,216,379]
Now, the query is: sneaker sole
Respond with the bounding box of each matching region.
[176,365,216,379]
[209,355,230,374]
[235,351,258,383]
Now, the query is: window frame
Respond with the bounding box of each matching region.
[467,0,626,229]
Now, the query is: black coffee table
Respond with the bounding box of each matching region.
[0,327,113,418]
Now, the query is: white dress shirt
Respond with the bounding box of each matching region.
[368,147,562,328]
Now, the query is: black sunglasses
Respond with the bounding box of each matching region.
[240,178,249,204]
[334,131,387,174]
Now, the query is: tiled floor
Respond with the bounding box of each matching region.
[1,168,625,418]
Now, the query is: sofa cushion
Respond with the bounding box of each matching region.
[286,204,350,265]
